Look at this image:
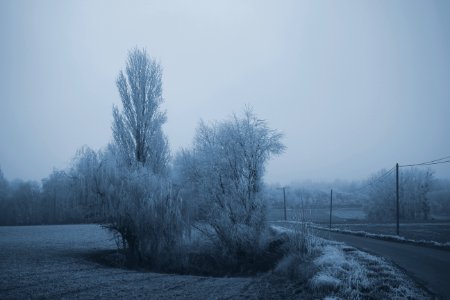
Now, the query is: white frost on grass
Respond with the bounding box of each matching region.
[350,249,430,299]
[314,245,346,268]
[271,223,431,298]
[309,245,370,295]
[310,273,341,290]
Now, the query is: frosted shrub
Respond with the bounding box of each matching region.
[105,164,185,266]
[175,109,285,265]
[73,147,188,267]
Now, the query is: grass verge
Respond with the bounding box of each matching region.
[260,224,431,299]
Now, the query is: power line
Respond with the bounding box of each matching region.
[418,160,450,166]
[350,167,395,194]
[400,160,450,167]
[400,155,450,168]
[324,155,449,199]
[334,166,395,196]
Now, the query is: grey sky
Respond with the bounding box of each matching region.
[1,0,449,185]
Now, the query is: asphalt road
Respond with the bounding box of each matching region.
[314,229,450,299]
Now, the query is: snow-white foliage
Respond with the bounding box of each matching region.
[176,109,285,258]
[72,145,187,266]
[113,48,169,175]
[308,242,429,299]
[314,245,346,268]
[71,49,183,265]
[310,245,355,292]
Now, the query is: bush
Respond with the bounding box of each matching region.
[74,147,188,268]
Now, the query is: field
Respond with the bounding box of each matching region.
[268,207,367,223]
[268,207,450,243]
[0,225,263,299]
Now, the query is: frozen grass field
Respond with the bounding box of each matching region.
[0,224,430,299]
[268,207,367,223]
[0,224,265,299]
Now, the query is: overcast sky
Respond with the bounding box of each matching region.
[1,0,449,184]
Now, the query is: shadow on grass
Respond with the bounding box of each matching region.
[85,235,288,278]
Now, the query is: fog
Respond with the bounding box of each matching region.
[1,0,449,184]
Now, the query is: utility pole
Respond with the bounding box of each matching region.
[329,189,333,229]
[396,163,400,235]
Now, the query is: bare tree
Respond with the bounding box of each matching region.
[113,48,169,175]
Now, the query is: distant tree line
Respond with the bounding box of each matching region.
[0,167,84,225]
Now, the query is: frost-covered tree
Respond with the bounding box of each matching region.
[0,167,11,225]
[72,145,187,266]
[41,169,83,224]
[429,179,450,217]
[176,109,285,258]
[364,169,396,221]
[399,168,433,220]
[113,48,169,175]
[0,167,8,201]
[364,168,434,221]
[71,49,185,265]
[9,180,41,225]
[70,146,103,219]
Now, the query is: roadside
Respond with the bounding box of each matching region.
[311,227,450,298]
[271,225,430,299]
